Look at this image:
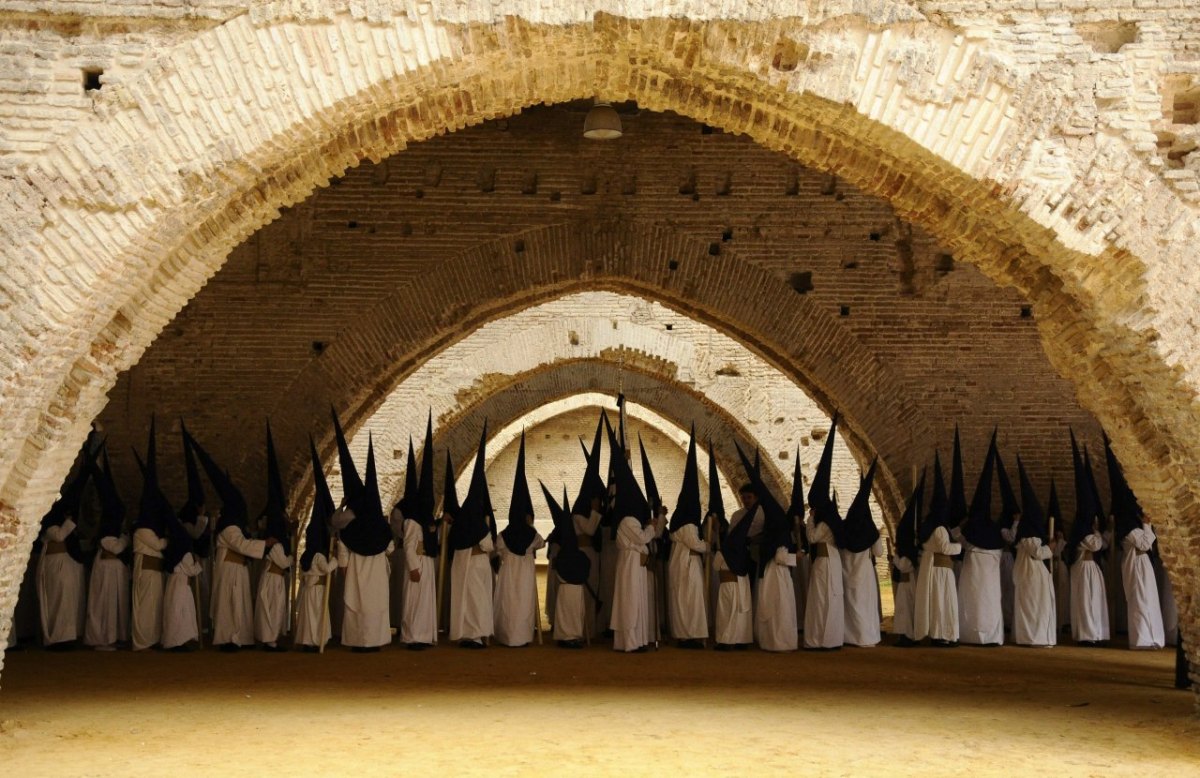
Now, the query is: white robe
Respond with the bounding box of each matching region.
[211,525,266,646]
[85,534,129,647]
[598,531,617,631]
[757,546,798,651]
[1013,537,1056,647]
[338,541,395,648]
[254,543,293,645]
[449,534,494,642]
[37,521,86,645]
[131,527,168,650]
[958,540,1004,645]
[401,519,438,645]
[553,576,586,641]
[1000,525,1017,632]
[1051,537,1070,630]
[162,553,203,649]
[803,518,844,649]
[1070,533,1110,642]
[890,555,916,639]
[913,527,961,641]
[667,523,708,640]
[1121,527,1164,649]
[573,511,602,636]
[388,508,407,630]
[612,514,664,651]
[713,552,753,645]
[296,552,338,648]
[493,531,546,646]
[184,516,210,633]
[841,537,884,647]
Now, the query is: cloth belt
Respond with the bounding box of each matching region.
[932,553,953,569]
[690,549,703,558]
[1078,550,1094,562]
[266,561,287,576]
[100,549,121,561]
[639,553,650,568]
[718,570,739,584]
[811,543,829,559]
[1135,549,1148,557]
[471,544,487,556]
[44,540,67,555]
[896,572,912,583]
[223,549,249,566]
[138,554,164,572]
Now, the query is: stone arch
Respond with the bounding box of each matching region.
[1,4,1197,685]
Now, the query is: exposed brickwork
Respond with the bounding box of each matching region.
[0,2,1196,697]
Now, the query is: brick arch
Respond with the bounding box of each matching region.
[1,5,1198,685]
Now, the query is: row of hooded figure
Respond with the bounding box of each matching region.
[890,427,1178,651]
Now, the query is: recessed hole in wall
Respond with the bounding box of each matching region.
[840,305,851,317]
[935,253,955,273]
[82,68,103,92]
[700,124,715,135]
[347,221,358,229]
[568,330,580,345]
[514,239,525,253]
[1020,305,1033,319]
[869,232,881,242]
[788,271,814,294]
[414,189,425,199]
[668,260,679,271]
[722,227,733,242]
[549,191,562,202]
[665,324,674,331]
[311,341,326,355]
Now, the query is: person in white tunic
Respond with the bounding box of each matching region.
[131,424,170,651]
[888,472,924,647]
[447,425,495,648]
[254,425,294,651]
[713,503,754,650]
[494,433,546,647]
[956,436,1005,646]
[801,416,844,650]
[577,417,610,634]
[840,460,885,648]
[610,431,666,653]
[178,422,212,640]
[1012,458,1055,647]
[37,502,88,648]
[1045,481,1070,633]
[785,454,809,634]
[666,430,709,648]
[1121,518,1164,649]
[85,446,130,650]
[296,437,339,652]
[541,485,589,648]
[161,516,203,651]
[1066,436,1110,645]
[332,421,395,651]
[398,436,442,650]
[912,453,962,646]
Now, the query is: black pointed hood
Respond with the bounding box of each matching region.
[1083,448,1106,532]
[179,419,205,525]
[734,441,794,567]
[134,417,171,535]
[995,441,1021,522]
[1104,433,1142,542]
[337,425,392,557]
[543,482,589,585]
[841,458,881,553]
[787,449,805,520]
[301,436,334,571]
[262,421,291,546]
[638,433,662,516]
[185,427,247,533]
[948,426,967,526]
[573,412,606,518]
[331,408,364,503]
[501,431,537,556]
[669,425,702,533]
[400,435,419,515]
[42,438,94,564]
[706,438,726,526]
[807,413,840,526]
[1046,478,1062,534]
[962,432,1004,550]
[94,443,126,541]
[1067,430,1101,564]
[1015,456,1047,542]
[607,419,649,524]
[418,412,437,526]
[894,470,925,562]
[453,422,492,549]
[919,450,949,542]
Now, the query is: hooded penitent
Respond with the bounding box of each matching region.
[262,421,291,548]
[415,413,441,559]
[301,436,334,572]
[706,438,726,530]
[330,409,392,556]
[893,471,925,573]
[543,483,589,585]
[948,426,968,528]
[179,421,209,558]
[573,412,606,520]
[1015,456,1047,542]
[840,458,881,554]
[42,438,94,564]
[185,426,249,535]
[786,449,809,552]
[1067,430,1102,566]
[93,443,127,544]
[995,443,1021,528]
[919,451,950,543]
[734,442,793,571]
[807,413,843,534]
[962,432,1005,550]
[1104,433,1142,543]
[668,425,702,534]
[606,419,649,525]
[639,434,662,517]
[452,422,492,550]
[500,431,537,556]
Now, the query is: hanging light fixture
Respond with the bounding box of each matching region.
[583,100,622,140]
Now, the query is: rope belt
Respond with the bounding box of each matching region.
[137,554,164,572]
[44,540,67,555]
[811,543,829,559]
[933,553,954,569]
[718,570,739,584]
[266,561,288,576]
[1078,550,1094,562]
[1135,549,1148,557]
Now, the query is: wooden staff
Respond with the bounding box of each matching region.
[1048,516,1056,578]
[317,535,335,654]
[532,556,544,646]
[435,509,450,645]
[703,514,715,648]
[288,520,306,646]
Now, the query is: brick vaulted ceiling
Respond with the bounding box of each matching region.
[93,107,1103,522]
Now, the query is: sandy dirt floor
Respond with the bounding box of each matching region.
[0,633,1194,778]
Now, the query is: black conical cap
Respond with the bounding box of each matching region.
[807,413,840,524]
[962,431,1004,549]
[669,425,701,532]
[1083,448,1106,532]
[948,425,967,526]
[895,470,925,561]
[1047,478,1062,533]
[179,419,205,524]
[638,434,662,515]
[418,412,437,525]
[572,411,606,517]
[134,416,169,534]
[543,482,589,585]
[453,422,492,549]
[995,440,1020,521]
[337,430,392,556]
[1067,430,1100,563]
[919,450,949,542]
[262,420,290,545]
[607,418,648,524]
[185,426,247,532]
[787,449,805,520]
[330,407,363,500]
[94,443,126,539]
[1104,433,1142,541]
[706,438,726,525]
[1015,456,1047,542]
[301,436,334,571]
[841,458,881,553]
[501,431,537,555]
[734,441,794,568]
